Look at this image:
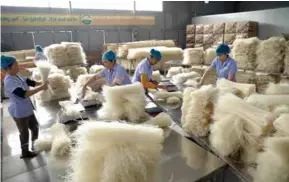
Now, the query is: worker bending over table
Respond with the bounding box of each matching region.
[132,49,166,89]
[82,50,131,97]
[1,55,48,158]
[199,44,237,85]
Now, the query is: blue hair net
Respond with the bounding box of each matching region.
[216,44,230,55]
[1,55,16,69]
[35,45,43,52]
[150,49,162,61]
[102,50,116,62]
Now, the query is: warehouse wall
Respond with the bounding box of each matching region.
[236,1,289,12]
[1,1,192,52]
[191,7,289,39]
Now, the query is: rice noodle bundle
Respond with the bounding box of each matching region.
[273,114,289,137]
[44,44,69,67]
[284,41,289,75]
[32,65,64,81]
[181,87,196,124]
[61,42,87,66]
[166,96,181,105]
[98,83,147,122]
[89,65,105,74]
[67,121,163,182]
[50,123,71,156]
[265,82,289,95]
[66,66,88,81]
[152,70,161,82]
[184,78,199,88]
[256,72,276,94]
[236,70,256,84]
[253,137,289,182]
[143,112,172,128]
[182,48,204,65]
[189,65,206,76]
[75,74,106,93]
[182,85,218,137]
[172,71,201,85]
[273,105,289,118]
[246,94,289,109]
[36,62,52,100]
[153,91,183,100]
[232,37,260,70]
[204,48,216,65]
[34,137,53,152]
[217,78,256,97]
[48,73,71,90]
[256,37,286,73]
[166,67,182,77]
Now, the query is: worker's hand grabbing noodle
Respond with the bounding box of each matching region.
[41,81,49,90]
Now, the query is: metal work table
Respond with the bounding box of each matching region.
[32,92,245,182]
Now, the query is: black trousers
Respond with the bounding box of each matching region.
[13,114,39,152]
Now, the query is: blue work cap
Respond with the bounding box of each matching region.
[35,45,43,52]
[102,50,116,62]
[150,49,162,61]
[1,55,16,69]
[216,44,230,55]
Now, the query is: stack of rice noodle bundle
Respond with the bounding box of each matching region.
[202,65,217,85]
[255,36,286,73]
[63,66,88,81]
[61,42,87,66]
[210,93,275,165]
[232,37,260,70]
[152,90,183,105]
[66,121,164,182]
[182,85,218,137]
[44,44,69,67]
[172,71,200,85]
[283,41,289,75]
[98,83,147,122]
[182,48,204,65]
[166,66,182,77]
[204,48,216,65]
[265,82,289,95]
[236,70,256,84]
[255,72,277,94]
[75,74,106,94]
[217,78,256,98]
[89,65,105,74]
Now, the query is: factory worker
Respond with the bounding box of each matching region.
[34,45,47,62]
[82,50,131,97]
[2,55,48,158]
[199,44,237,85]
[132,49,165,89]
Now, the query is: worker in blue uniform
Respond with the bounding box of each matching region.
[132,49,165,89]
[34,45,47,62]
[1,55,48,158]
[82,50,131,97]
[199,44,237,85]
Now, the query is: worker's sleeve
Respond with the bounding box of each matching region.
[112,69,126,85]
[140,74,157,89]
[12,87,26,98]
[210,58,217,68]
[229,61,237,74]
[4,78,22,94]
[98,70,105,78]
[26,78,36,87]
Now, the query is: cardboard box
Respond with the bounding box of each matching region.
[186,24,196,34]
[204,24,214,34]
[186,34,195,44]
[203,34,214,45]
[195,34,204,44]
[195,24,204,34]
[213,34,224,46]
[225,22,237,34]
[224,34,236,45]
[236,21,258,33]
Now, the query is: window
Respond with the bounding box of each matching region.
[135,1,163,12]
[70,1,133,10]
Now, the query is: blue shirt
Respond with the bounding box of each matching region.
[99,63,131,85]
[132,58,153,83]
[4,74,34,118]
[211,56,237,82]
[35,52,47,61]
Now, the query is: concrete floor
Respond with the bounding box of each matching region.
[1,99,51,182]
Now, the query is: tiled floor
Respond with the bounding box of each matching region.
[1,99,51,182]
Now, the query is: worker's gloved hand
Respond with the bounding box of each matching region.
[41,81,49,90]
[82,86,87,98]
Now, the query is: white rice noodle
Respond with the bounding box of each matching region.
[36,61,52,100]
[204,48,216,65]
[61,42,87,65]
[166,96,181,105]
[32,65,64,82]
[256,36,286,73]
[202,65,217,85]
[89,65,105,74]
[284,41,289,75]
[36,88,70,102]
[181,87,196,124]
[127,46,183,60]
[253,137,289,182]
[75,74,105,93]
[273,114,289,137]
[217,78,256,97]
[166,66,182,77]
[182,85,218,137]
[34,137,53,152]
[182,48,204,65]
[143,112,172,128]
[83,89,103,102]
[236,70,256,84]
[152,70,161,82]
[67,66,88,81]
[67,121,163,182]
[98,82,147,122]
[246,94,289,109]
[232,37,260,70]
[44,44,69,67]
[256,72,276,94]
[50,123,71,156]
[184,78,199,88]
[153,91,183,100]
[48,73,71,90]
[189,65,205,76]
[172,71,201,85]
[273,105,289,118]
[265,82,289,95]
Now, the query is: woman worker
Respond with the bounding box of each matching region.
[132,49,165,89]
[199,44,237,85]
[1,55,48,158]
[82,50,131,97]
[34,45,47,62]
